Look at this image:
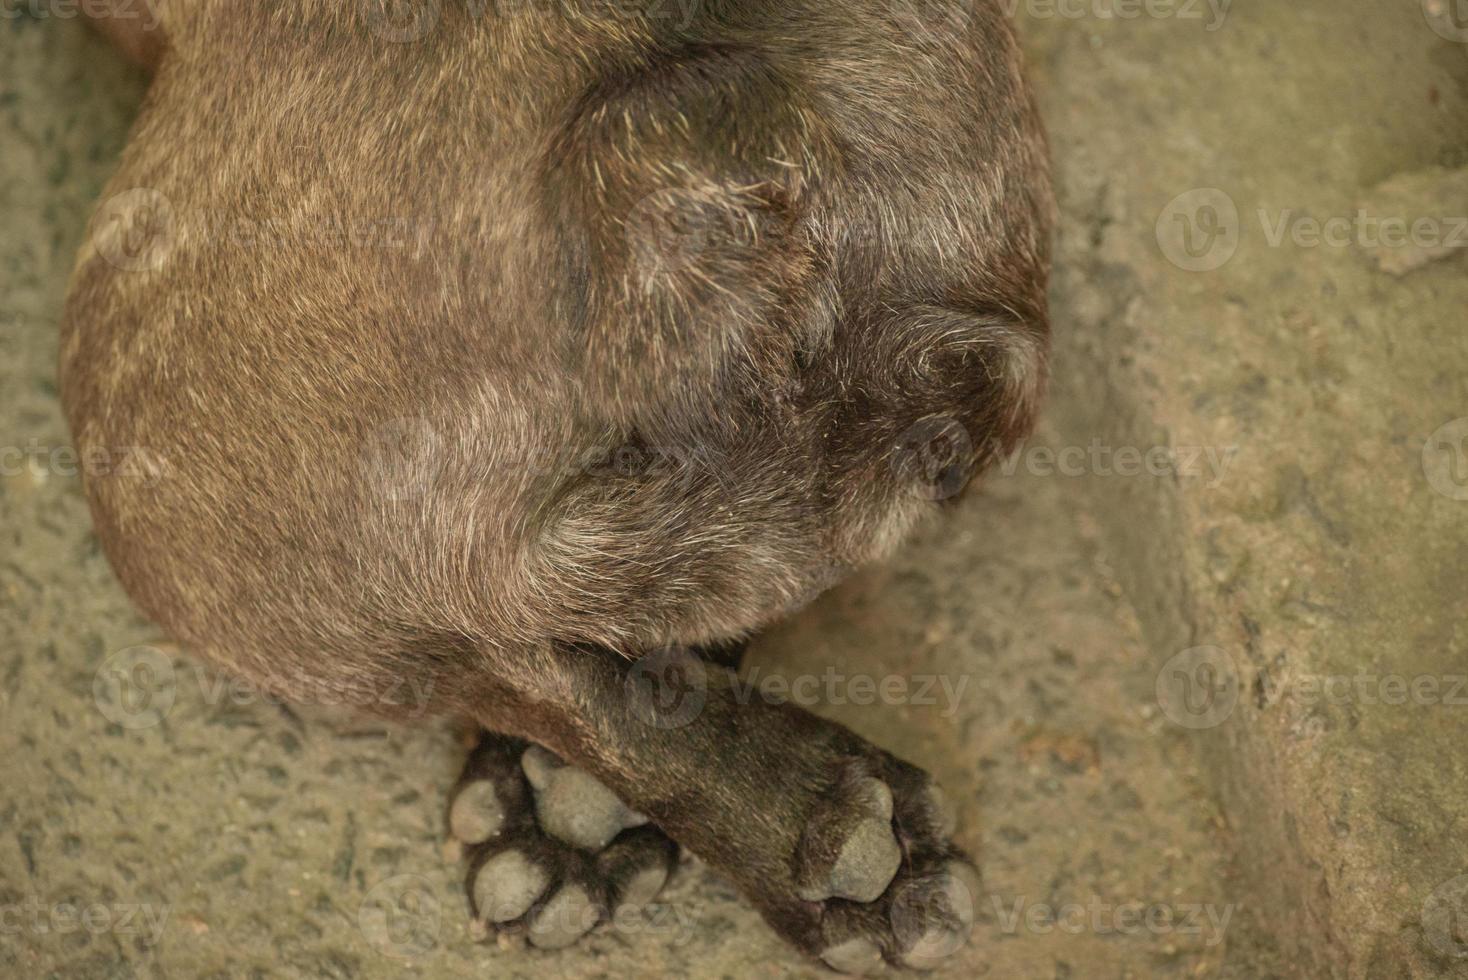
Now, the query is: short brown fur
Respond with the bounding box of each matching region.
[68,0,1052,967]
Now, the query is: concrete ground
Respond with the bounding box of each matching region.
[1,2,1463,978]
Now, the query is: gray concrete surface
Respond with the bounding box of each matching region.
[2,2,1464,978]
[1023,1,1468,976]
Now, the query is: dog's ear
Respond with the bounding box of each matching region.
[84,0,168,73]
[543,44,836,430]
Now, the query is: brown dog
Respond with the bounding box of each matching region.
[65,0,1052,970]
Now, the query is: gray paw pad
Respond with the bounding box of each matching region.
[614,862,670,915]
[831,815,903,903]
[528,883,600,950]
[821,936,884,975]
[473,850,550,923]
[522,746,648,851]
[800,777,903,904]
[449,780,506,844]
[893,862,979,970]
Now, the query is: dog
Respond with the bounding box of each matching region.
[64,0,1052,970]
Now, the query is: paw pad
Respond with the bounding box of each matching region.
[797,776,903,903]
[448,732,678,952]
[473,850,550,923]
[522,745,648,851]
[449,780,506,844]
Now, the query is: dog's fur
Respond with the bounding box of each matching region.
[64,0,1052,966]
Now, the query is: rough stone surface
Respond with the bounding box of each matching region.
[9,4,1461,979]
[1023,3,1468,977]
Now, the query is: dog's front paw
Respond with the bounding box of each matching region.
[792,756,976,974]
[446,733,677,949]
